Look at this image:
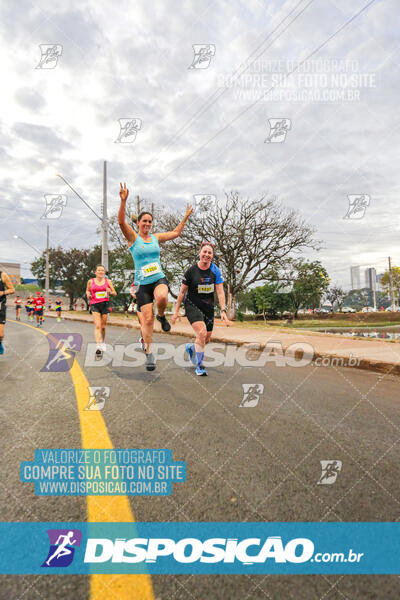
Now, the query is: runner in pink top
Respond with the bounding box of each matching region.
[86,265,117,358]
[90,277,110,304]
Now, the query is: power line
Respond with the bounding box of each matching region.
[145,0,314,170]
[155,0,377,188]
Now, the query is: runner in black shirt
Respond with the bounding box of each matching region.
[172,241,230,376]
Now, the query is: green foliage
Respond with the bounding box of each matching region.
[15,283,41,292]
[285,260,330,315]
[236,310,244,322]
[380,267,400,302]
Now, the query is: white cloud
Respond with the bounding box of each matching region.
[0,0,398,288]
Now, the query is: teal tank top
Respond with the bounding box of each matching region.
[129,234,165,285]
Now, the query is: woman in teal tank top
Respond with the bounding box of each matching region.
[118,182,193,371]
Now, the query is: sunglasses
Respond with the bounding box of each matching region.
[200,241,215,249]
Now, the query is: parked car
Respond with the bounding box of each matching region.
[341,306,356,313]
[385,306,400,312]
[361,307,376,313]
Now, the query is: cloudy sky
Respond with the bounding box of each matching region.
[1,0,398,288]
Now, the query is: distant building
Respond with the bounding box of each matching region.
[350,266,360,290]
[376,273,384,292]
[0,261,21,285]
[365,267,377,291]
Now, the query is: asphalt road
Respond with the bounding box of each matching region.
[1,316,399,599]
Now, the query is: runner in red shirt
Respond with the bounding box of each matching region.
[33,291,45,327]
[14,296,22,321]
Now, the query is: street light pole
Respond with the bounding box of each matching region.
[101,161,109,271]
[45,224,50,307]
[56,169,109,272]
[14,233,49,301]
[388,256,395,310]
[13,235,41,255]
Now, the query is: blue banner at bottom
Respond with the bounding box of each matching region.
[0,522,399,574]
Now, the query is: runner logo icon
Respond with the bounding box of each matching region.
[265,118,291,143]
[317,460,342,485]
[85,386,110,411]
[41,529,82,568]
[343,195,370,219]
[41,333,82,372]
[115,118,142,144]
[239,384,264,407]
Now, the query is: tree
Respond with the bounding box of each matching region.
[253,283,291,322]
[380,267,400,304]
[281,260,330,317]
[326,285,346,312]
[31,246,106,309]
[109,191,319,318]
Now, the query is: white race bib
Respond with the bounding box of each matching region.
[95,290,107,299]
[142,262,161,278]
[198,284,214,294]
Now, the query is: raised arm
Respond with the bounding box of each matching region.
[155,202,193,243]
[118,182,137,246]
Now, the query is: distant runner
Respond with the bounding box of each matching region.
[172,242,230,376]
[55,297,63,322]
[86,265,117,358]
[26,296,34,321]
[33,291,45,328]
[14,296,22,321]
[118,182,193,371]
[0,270,15,354]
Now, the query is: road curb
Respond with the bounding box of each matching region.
[44,313,400,377]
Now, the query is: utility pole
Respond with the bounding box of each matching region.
[388,256,395,310]
[101,161,109,271]
[45,224,50,307]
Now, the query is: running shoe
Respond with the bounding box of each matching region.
[95,347,103,360]
[0,342,4,355]
[101,342,107,352]
[185,343,197,366]
[195,365,207,376]
[139,335,146,352]
[145,352,156,371]
[156,314,171,332]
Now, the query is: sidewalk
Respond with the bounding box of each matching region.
[45,311,400,376]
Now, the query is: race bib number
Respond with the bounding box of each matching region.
[142,262,161,278]
[95,291,107,299]
[198,284,214,294]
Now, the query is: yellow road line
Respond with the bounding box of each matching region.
[12,320,155,600]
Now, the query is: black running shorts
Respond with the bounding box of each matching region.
[90,301,109,315]
[0,304,6,325]
[135,277,168,309]
[184,300,214,332]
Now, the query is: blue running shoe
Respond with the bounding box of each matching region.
[195,365,207,376]
[185,343,197,366]
[0,342,4,355]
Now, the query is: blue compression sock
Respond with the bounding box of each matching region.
[196,351,204,366]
